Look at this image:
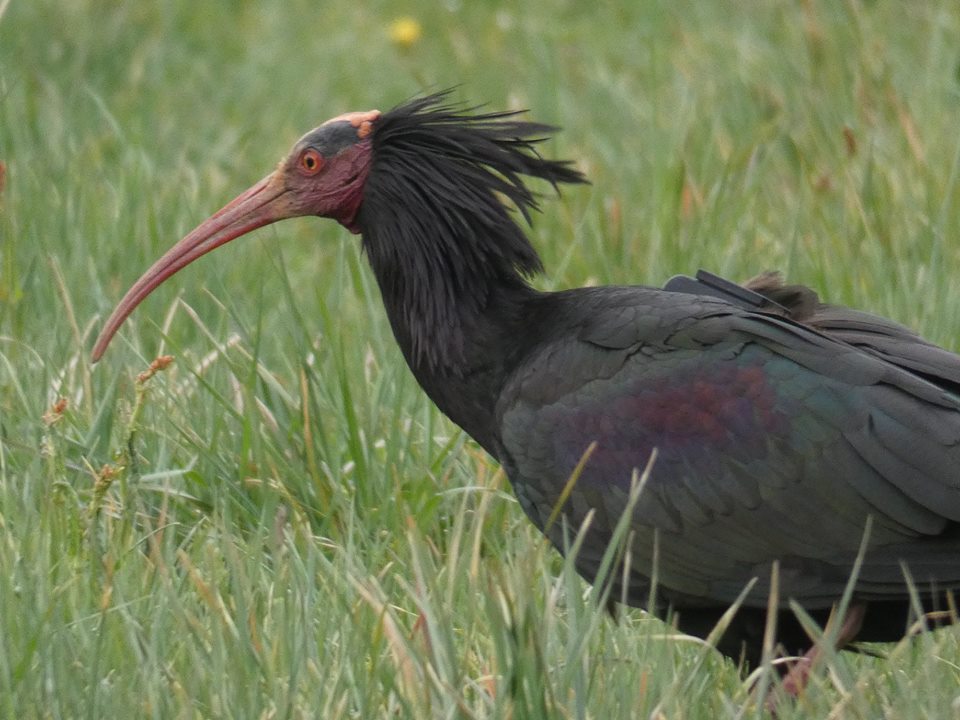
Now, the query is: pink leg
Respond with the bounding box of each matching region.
[767,603,866,709]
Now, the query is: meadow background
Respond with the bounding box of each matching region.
[2,0,960,717]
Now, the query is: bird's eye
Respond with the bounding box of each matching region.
[299,149,324,175]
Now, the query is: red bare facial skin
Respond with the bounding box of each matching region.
[91,126,376,362]
[289,139,373,231]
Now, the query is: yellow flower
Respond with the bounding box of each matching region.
[389,17,422,50]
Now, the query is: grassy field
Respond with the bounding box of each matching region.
[2,0,960,717]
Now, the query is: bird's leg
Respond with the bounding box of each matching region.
[604,594,621,622]
[766,602,866,709]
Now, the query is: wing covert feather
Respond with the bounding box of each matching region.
[497,294,960,607]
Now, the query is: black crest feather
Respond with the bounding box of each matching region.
[358,91,587,371]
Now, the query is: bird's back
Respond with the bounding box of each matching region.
[493,280,960,659]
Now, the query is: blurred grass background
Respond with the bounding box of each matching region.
[2,0,960,717]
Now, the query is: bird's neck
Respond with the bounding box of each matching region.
[359,222,540,453]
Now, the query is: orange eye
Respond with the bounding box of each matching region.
[299,149,323,175]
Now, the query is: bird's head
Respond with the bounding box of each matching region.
[270,109,382,232]
[91,93,586,363]
[91,109,382,361]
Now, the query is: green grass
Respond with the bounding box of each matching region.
[2,0,960,717]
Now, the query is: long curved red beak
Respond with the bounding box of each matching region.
[92,172,292,361]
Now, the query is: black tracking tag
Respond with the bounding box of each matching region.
[663,269,789,313]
